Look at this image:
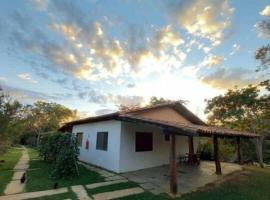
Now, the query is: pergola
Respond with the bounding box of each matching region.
[117,114,260,195]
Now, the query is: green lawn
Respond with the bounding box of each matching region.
[25,148,270,200]
[0,148,22,195]
[26,148,104,192]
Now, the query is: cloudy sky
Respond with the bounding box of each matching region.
[0,0,269,119]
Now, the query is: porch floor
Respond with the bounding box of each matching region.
[121,161,242,195]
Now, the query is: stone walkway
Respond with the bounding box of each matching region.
[92,187,144,200]
[122,161,243,195]
[4,147,29,195]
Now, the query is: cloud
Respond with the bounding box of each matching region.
[201,55,225,67]
[2,1,187,82]
[1,84,72,103]
[200,67,264,89]
[17,73,38,84]
[0,76,7,82]
[166,0,234,45]
[230,43,240,55]
[127,83,136,88]
[31,0,48,11]
[95,108,117,116]
[260,5,270,16]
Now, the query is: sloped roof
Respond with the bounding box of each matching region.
[118,114,258,138]
[59,101,259,138]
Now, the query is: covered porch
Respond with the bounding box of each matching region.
[122,161,242,195]
[118,114,260,196]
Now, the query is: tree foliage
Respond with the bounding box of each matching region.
[205,80,270,134]
[39,132,79,179]
[0,89,23,150]
[0,87,78,151]
[118,96,186,112]
[255,18,270,71]
[24,101,77,136]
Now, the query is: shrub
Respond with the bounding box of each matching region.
[39,132,79,179]
[198,138,236,162]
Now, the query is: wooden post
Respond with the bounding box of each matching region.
[236,137,242,165]
[170,133,177,194]
[254,137,264,168]
[213,135,222,175]
[188,136,194,164]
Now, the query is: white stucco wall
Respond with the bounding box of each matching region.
[72,120,199,173]
[119,121,199,173]
[72,120,121,172]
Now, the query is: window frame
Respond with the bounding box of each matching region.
[164,134,170,141]
[96,132,108,151]
[135,132,153,152]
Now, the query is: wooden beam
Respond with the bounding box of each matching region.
[236,137,242,165]
[188,136,194,155]
[188,136,194,165]
[213,135,222,175]
[254,137,264,168]
[170,133,178,194]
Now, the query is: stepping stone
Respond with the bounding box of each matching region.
[105,175,125,181]
[139,183,156,190]
[149,187,163,195]
[0,188,68,200]
[71,185,92,200]
[92,187,144,200]
[86,180,128,189]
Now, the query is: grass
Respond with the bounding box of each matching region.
[24,148,270,199]
[25,148,104,192]
[177,166,270,200]
[0,147,22,195]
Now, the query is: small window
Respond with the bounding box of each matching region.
[164,134,170,141]
[96,132,108,151]
[136,132,153,152]
[76,132,83,147]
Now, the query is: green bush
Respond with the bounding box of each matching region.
[39,132,79,179]
[198,138,236,162]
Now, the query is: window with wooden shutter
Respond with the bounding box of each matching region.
[135,132,153,152]
[96,132,108,151]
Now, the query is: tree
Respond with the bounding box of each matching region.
[39,132,79,179]
[205,81,270,134]
[0,89,23,151]
[205,80,270,161]
[255,18,270,71]
[23,101,78,143]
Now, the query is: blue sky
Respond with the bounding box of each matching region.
[0,0,269,119]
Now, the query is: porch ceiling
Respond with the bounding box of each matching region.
[117,114,259,138]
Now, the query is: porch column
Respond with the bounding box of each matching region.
[254,137,264,168]
[213,135,222,175]
[236,137,242,165]
[188,136,194,164]
[170,133,177,194]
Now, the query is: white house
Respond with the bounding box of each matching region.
[59,101,258,176]
[60,101,259,194]
[60,102,205,173]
